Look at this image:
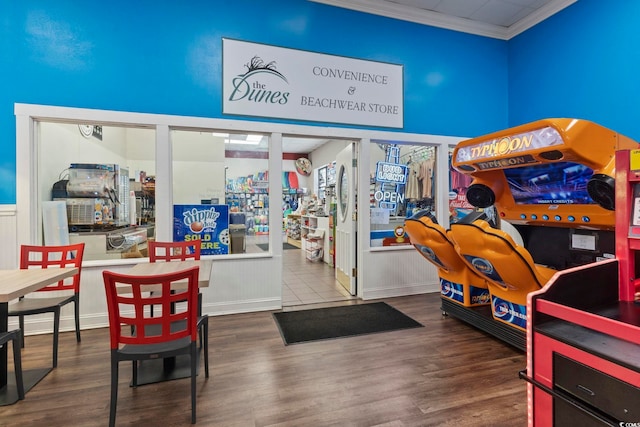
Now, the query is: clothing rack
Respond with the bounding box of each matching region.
[400,145,436,163]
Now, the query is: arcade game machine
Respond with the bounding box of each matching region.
[439,118,638,350]
[519,149,640,426]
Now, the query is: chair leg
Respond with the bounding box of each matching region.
[74,298,81,343]
[19,316,25,348]
[132,360,138,388]
[12,332,25,400]
[52,307,61,368]
[191,342,197,424]
[198,293,204,349]
[203,320,209,378]
[109,352,119,427]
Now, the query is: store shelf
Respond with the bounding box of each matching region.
[287,236,302,249]
[286,213,302,249]
[227,191,269,235]
[301,214,330,264]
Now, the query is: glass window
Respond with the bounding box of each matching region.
[38,121,155,261]
[170,129,269,255]
[448,145,474,224]
[369,142,437,247]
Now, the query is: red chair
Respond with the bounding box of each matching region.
[103,266,208,426]
[148,241,207,348]
[9,243,84,368]
[149,240,200,262]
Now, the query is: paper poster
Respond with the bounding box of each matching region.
[173,204,230,255]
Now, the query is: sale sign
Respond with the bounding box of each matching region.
[173,204,230,255]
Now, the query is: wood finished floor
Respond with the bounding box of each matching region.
[1,293,527,426]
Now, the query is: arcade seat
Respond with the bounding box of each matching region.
[405,211,490,307]
[449,219,557,330]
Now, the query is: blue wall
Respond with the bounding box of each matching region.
[0,0,507,204]
[509,0,640,140]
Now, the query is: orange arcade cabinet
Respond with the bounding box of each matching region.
[405,210,491,308]
[445,118,639,349]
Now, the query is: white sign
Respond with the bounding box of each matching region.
[371,208,390,225]
[223,39,404,128]
[571,233,596,251]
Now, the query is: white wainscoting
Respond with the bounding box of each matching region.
[4,199,437,336]
[362,247,440,300]
[5,254,285,336]
[0,205,18,269]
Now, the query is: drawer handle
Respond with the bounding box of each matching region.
[576,384,595,396]
[518,370,614,426]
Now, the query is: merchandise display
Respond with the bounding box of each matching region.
[285,213,302,248]
[226,171,269,236]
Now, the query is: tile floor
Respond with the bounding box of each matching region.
[281,245,354,306]
[246,232,354,307]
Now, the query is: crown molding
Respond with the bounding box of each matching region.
[506,0,577,39]
[310,0,577,40]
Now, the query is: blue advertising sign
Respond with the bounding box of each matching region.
[173,204,230,255]
[375,161,407,184]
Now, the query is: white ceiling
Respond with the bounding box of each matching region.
[310,0,576,39]
[223,134,331,155]
[284,137,334,154]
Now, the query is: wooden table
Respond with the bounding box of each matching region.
[124,259,211,291]
[123,259,211,386]
[0,267,79,405]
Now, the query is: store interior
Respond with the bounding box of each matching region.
[37,122,441,308]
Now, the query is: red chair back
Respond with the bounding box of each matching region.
[20,243,84,293]
[149,240,201,262]
[102,267,200,349]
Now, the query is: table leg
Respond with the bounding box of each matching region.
[130,351,201,387]
[1,302,7,388]
[129,293,203,387]
[0,302,52,406]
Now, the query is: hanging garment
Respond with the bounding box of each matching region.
[418,158,435,198]
[405,162,421,200]
[450,169,472,191]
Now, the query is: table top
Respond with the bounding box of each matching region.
[125,259,212,290]
[0,267,79,303]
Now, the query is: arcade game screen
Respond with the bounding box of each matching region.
[504,161,595,205]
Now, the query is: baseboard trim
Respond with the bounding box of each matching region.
[363,283,439,300]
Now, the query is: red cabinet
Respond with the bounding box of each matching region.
[523,150,640,426]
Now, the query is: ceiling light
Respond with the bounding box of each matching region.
[246,134,263,143]
[227,137,261,145]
